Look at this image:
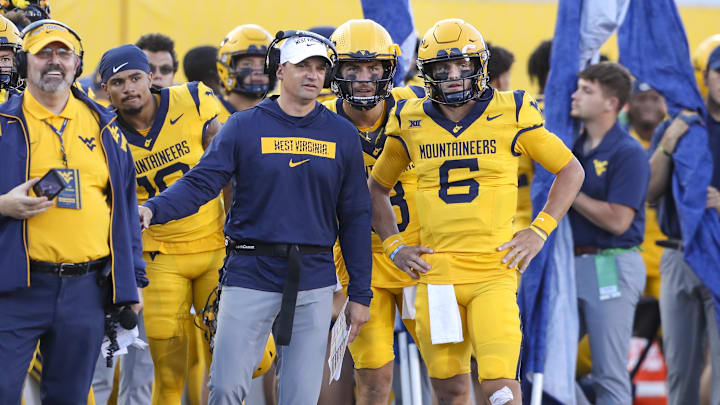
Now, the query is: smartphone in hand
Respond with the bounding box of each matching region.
[33,169,66,200]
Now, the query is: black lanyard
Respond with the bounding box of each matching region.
[45,118,69,168]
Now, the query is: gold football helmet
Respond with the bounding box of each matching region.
[693,34,720,99]
[217,24,273,97]
[417,18,489,105]
[0,14,21,90]
[252,334,276,378]
[330,19,400,109]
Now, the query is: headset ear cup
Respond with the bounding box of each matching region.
[266,47,280,86]
[324,63,336,89]
[75,56,83,80]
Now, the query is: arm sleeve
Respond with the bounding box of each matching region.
[336,125,373,306]
[514,126,574,174]
[122,139,148,287]
[145,116,239,224]
[370,108,411,188]
[606,145,651,211]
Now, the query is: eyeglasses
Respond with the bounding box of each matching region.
[35,47,75,60]
[150,64,174,75]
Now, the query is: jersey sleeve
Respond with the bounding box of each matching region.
[512,91,572,174]
[194,82,220,122]
[371,107,411,188]
[516,90,545,128]
[514,126,573,174]
[390,85,426,100]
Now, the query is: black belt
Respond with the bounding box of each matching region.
[30,257,109,277]
[574,246,600,256]
[225,238,331,346]
[655,239,683,251]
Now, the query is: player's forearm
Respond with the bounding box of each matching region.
[539,157,584,222]
[368,177,400,240]
[648,150,672,203]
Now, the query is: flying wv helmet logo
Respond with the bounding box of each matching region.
[593,159,608,177]
[453,125,462,133]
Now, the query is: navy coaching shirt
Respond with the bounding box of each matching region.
[570,122,651,248]
[144,97,373,305]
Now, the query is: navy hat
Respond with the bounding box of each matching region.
[632,81,654,95]
[708,45,720,71]
[98,44,150,84]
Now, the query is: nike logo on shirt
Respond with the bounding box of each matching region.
[170,114,183,125]
[289,158,309,167]
[486,114,503,121]
[112,62,129,73]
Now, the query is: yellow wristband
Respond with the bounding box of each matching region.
[531,211,557,237]
[382,233,406,257]
[528,225,548,241]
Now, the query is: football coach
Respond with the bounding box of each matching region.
[138,30,372,405]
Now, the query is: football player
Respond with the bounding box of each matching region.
[136,33,178,88]
[99,44,273,405]
[694,35,720,100]
[0,14,22,101]
[324,19,425,405]
[369,19,584,404]
[215,24,273,123]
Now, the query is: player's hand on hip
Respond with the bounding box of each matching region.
[346,301,370,344]
[138,205,153,229]
[0,178,54,219]
[498,229,546,273]
[392,245,433,279]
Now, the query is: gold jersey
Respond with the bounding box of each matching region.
[372,89,573,283]
[216,95,237,124]
[514,96,544,231]
[324,85,425,287]
[121,81,225,254]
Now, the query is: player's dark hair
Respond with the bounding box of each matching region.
[486,43,514,82]
[183,46,220,86]
[5,10,31,30]
[528,40,551,94]
[135,33,178,72]
[579,62,633,112]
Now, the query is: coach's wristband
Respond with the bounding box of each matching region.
[531,211,557,237]
[382,233,406,257]
[528,225,548,241]
[389,245,407,261]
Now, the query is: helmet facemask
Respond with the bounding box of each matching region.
[0,45,20,91]
[332,57,396,110]
[419,49,489,107]
[226,53,270,98]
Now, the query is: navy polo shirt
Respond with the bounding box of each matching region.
[649,114,720,239]
[570,122,651,248]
